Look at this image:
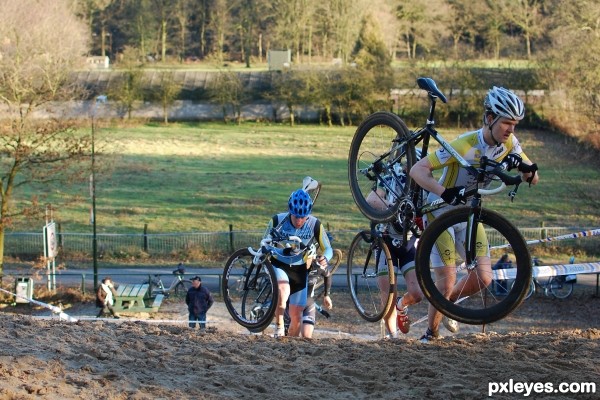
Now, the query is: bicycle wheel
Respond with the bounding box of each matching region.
[222,248,278,331]
[549,277,574,299]
[241,273,274,333]
[511,279,535,300]
[312,248,343,295]
[172,280,192,298]
[347,230,396,322]
[348,111,417,222]
[415,207,532,325]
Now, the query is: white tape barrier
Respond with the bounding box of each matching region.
[0,287,78,322]
[493,262,600,280]
[492,228,600,250]
[410,262,600,330]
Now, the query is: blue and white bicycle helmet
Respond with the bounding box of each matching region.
[288,189,313,218]
[484,86,525,121]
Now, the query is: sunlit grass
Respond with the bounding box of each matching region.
[10,121,600,237]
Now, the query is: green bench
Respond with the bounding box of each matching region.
[113,284,164,313]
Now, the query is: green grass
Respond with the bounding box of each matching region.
[11,121,600,236]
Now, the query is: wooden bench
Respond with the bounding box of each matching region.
[150,294,165,309]
[114,284,151,313]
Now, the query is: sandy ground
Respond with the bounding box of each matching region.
[0,281,599,399]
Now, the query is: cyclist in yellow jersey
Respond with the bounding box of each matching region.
[410,86,539,343]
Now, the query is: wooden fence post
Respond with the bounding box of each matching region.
[540,221,547,248]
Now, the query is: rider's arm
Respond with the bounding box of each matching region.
[507,137,539,185]
[409,157,446,197]
[314,220,333,262]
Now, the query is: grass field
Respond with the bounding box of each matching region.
[13,120,600,239]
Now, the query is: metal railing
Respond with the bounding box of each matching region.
[3,226,588,262]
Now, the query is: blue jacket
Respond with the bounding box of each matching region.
[185,285,214,316]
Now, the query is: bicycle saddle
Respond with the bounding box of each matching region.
[417,77,448,103]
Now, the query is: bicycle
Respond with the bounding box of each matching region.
[348,77,538,325]
[143,264,192,299]
[511,257,576,300]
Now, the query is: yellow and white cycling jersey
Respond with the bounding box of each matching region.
[426,128,531,209]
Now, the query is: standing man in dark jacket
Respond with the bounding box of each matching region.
[185,276,214,329]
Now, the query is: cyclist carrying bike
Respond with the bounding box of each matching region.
[409,86,539,343]
[266,188,333,338]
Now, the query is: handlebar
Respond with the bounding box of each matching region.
[248,235,306,265]
[476,157,538,201]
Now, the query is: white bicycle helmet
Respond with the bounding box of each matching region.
[484,86,525,121]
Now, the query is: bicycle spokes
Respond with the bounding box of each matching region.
[347,231,396,323]
[415,208,532,325]
[348,112,416,223]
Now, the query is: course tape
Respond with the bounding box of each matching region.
[493,262,600,280]
[492,228,600,250]
[0,287,78,322]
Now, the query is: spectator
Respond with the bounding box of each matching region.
[185,276,214,330]
[96,276,120,319]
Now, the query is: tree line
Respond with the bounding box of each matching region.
[80,0,569,64]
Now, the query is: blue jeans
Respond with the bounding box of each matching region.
[189,312,207,329]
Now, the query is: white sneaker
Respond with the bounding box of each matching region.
[442,316,459,333]
[273,326,285,338]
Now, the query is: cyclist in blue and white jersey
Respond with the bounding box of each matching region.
[265,188,333,337]
[410,86,539,342]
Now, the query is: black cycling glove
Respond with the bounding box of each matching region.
[441,186,467,206]
[501,153,522,171]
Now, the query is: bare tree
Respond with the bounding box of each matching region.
[153,71,183,123]
[207,70,247,124]
[443,0,479,59]
[314,0,368,62]
[152,0,177,62]
[173,0,193,62]
[504,0,545,59]
[267,70,309,126]
[207,0,233,65]
[108,46,146,119]
[542,0,600,146]
[0,0,90,275]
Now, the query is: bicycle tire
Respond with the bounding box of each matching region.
[549,277,574,299]
[347,230,396,322]
[415,207,532,325]
[312,248,343,294]
[241,273,274,333]
[173,280,192,298]
[348,111,417,223]
[511,279,535,300]
[222,248,278,331]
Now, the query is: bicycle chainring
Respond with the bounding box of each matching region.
[397,199,416,224]
[396,199,425,238]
